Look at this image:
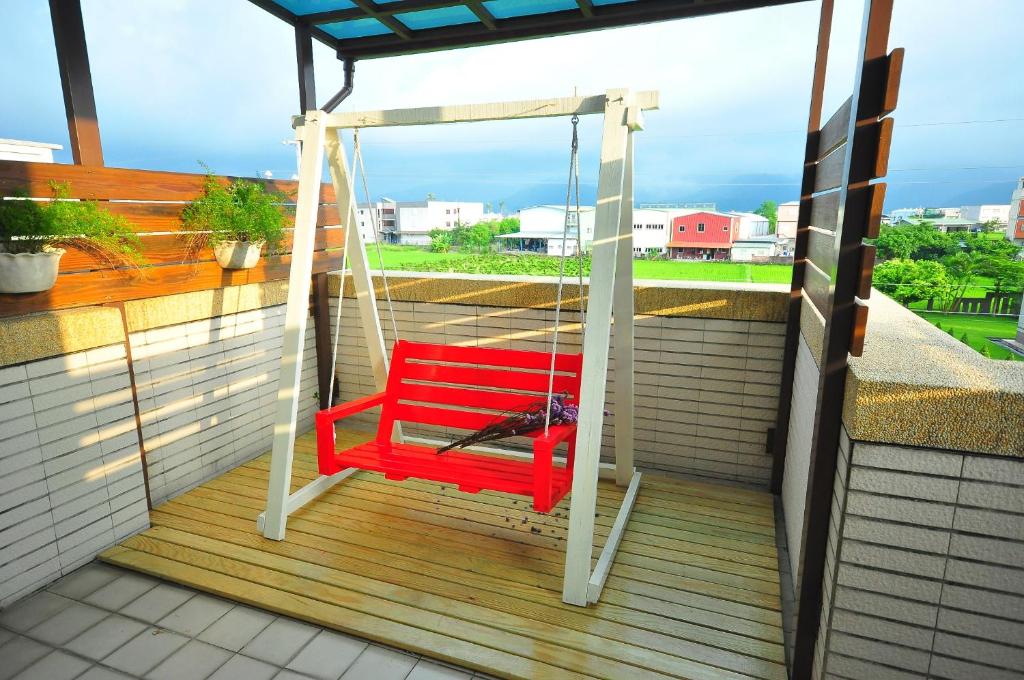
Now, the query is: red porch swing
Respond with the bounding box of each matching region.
[314,118,587,513]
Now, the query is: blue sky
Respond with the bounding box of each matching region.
[2,0,1022,211]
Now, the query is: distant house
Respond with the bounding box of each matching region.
[667,211,739,260]
[732,236,782,262]
[497,205,595,256]
[631,208,672,257]
[900,216,979,233]
[1008,177,1024,246]
[357,199,485,245]
[730,212,771,239]
[960,204,1010,225]
[0,138,62,163]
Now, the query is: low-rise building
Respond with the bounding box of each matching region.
[497,205,595,256]
[730,212,771,239]
[1006,177,1024,246]
[631,208,672,257]
[667,211,739,260]
[902,216,979,233]
[731,236,782,262]
[358,199,485,245]
[0,138,62,163]
[960,203,1010,225]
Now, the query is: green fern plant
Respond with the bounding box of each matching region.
[180,165,287,261]
[0,181,142,268]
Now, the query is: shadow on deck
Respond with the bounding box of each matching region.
[101,430,785,680]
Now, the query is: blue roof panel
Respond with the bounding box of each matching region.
[592,0,638,4]
[395,5,480,30]
[320,17,393,39]
[483,0,579,20]
[273,0,356,16]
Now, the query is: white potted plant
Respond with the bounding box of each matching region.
[0,182,142,294]
[181,167,286,270]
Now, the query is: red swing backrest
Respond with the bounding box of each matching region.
[376,341,584,443]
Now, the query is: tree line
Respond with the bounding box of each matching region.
[429,218,520,253]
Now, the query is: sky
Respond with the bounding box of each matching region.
[2,0,1023,212]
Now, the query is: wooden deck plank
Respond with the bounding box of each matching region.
[101,430,785,680]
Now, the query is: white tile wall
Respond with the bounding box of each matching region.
[330,297,783,487]
[0,345,148,607]
[812,431,1024,680]
[130,305,318,505]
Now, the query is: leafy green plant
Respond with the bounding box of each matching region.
[0,182,142,268]
[180,167,286,260]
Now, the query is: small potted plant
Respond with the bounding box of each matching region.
[0,182,142,294]
[180,167,286,270]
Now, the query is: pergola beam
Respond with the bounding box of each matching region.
[48,0,103,166]
[295,25,316,113]
[298,91,659,130]
[350,0,413,41]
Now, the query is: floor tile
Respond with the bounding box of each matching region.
[198,606,275,653]
[76,667,135,680]
[0,627,14,647]
[84,573,159,611]
[47,564,122,601]
[146,639,232,680]
[11,649,91,680]
[119,583,194,623]
[27,601,107,646]
[340,646,417,680]
[275,671,314,680]
[207,654,278,680]
[286,630,366,680]
[0,635,52,680]
[241,617,319,667]
[157,593,232,637]
[102,627,189,677]
[0,592,73,633]
[407,660,473,680]
[65,614,148,660]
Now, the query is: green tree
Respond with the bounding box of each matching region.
[873,258,948,306]
[874,223,958,261]
[937,252,979,312]
[754,200,778,234]
[428,228,452,253]
[975,255,1024,298]
[963,232,1021,259]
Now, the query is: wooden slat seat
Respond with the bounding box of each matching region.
[316,340,584,512]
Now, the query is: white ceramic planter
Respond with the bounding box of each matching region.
[213,240,264,270]
[0,249,65,294]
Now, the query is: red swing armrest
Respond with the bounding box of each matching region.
[317,392,386,424]
[532,423,577,449]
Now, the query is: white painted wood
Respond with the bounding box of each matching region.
[562,89,631,607]
[311,91,659,130]
[326,130,390,393]
[256,468,358,532]
[262,111,326,541]
[587,471,642,603]
[614,131,636,487]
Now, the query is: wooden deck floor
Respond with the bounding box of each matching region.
[101,430,786,680]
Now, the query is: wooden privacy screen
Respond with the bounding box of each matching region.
[0,161,344,318]
[798,47,902,357]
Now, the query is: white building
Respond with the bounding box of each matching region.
[1007,177,1024,246]
[631,208,672,257]
[731,236,782,262]
[0,139,62,163]
[497,205,596,256]
[961,204,1010,225]
[356,199,485,246]
[776,201,799,240]
[730,212,771,240]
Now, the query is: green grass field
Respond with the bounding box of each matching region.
[366,245,793,284]
[916,311,1019,360]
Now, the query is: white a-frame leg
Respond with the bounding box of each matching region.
[562,90,644,607]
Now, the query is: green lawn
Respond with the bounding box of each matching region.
[915,311,1019,360]
[366,245,793,284]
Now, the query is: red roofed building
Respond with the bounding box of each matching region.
[667,211,740,260]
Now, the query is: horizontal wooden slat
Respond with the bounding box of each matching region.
[398,382,556,414]
[400,362,580,396]
[813,118,892,193]
[100,202,341,232]
[808,190,840,232]
[802,261,831,317]
[58,228,345,272]
[403,342,583,373]
[817,97,852,161]
[0,251,337,318]
[857,244,877,300]
[858,48,904,120]
[806,229,835,274]
[850,300,869,357]
[0,161,335,202]
[843,182,886,240]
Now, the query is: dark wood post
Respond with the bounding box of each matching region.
[295,25,317,113]
[49,0,103,166]
[312,272,335,410]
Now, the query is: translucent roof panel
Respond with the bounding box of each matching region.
[395,5,480,31]
[483,0,580,20]
[254,0,804,59]
[272,0,355,16]
[320,17,392,40]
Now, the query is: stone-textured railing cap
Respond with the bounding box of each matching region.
[844,293,1024,458]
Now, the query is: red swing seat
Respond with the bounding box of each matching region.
[315,340,584,513]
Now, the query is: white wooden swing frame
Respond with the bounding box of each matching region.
[259,88,658,606]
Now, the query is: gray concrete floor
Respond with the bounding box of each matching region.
[0,562,489,680]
